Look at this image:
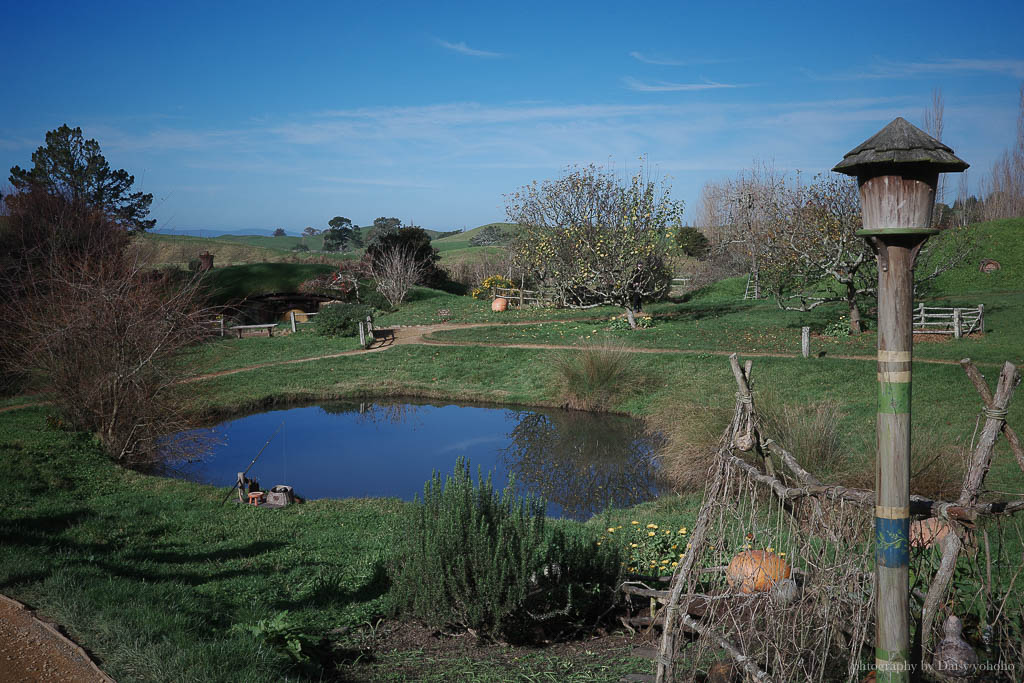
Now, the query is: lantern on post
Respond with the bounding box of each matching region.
[833,117,967,681]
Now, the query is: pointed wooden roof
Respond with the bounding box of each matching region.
[833,117,968,176]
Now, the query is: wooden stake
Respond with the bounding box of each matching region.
[801,326,810,358]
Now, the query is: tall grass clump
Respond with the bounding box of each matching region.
[390,458,622,642]
[757,394,848,480]
[554,340,639,411]
[647,402,732,492]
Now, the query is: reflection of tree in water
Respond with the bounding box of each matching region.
[500,410,664,520]
[319,401,424,427]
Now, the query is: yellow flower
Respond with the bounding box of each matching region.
[646,523,658,529]
[766,547,774,553]
[631,520,639,525]
[679,553,685,558]
[607,527,615,533]
[648,531,656,537]
[671,562,678,567]
[630,543,639,548]
[671,545,677,549]
[664,530,671,535]
[660,559,669,564]
[596,542,602,546]
[779,552,786,557]
[686,543,692,549]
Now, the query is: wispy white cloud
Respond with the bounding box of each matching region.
[813,58,1024,81]
[629,51,684,66]
[436,39,503,58]
[623,77,743,93]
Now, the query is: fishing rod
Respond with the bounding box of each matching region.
[221,420,285,505]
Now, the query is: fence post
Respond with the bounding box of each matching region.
[358,321,366,348]
[978,304,984,334]
[801,326,810,358]
[219,317,225,337]
[366,315,373,333]
[953,308,962,338]
[290,310,297,333]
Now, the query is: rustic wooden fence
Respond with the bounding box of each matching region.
[617,354,1022,682]
[913,303,983,337]
[287,310,319,332]
[492,286,555,307]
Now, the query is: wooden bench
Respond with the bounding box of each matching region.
[228,323,278,339]
[371,328,395,343]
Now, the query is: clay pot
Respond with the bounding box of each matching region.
[491,297,509,312]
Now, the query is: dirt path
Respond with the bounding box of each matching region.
[0,595,113,682]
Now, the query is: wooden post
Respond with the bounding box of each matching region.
[290,310,297,333]
[833,116,968,683]
[219,317,225,337]
[358,321,366,348]
[801,326,810,358]
[953,308,962,338]
[366,315,373,333]
[978,303,984,334]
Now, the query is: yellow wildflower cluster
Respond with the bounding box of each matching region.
[600,519,690,577]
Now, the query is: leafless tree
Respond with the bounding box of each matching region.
[981,84,1024,220]
[696,162,790,297]
[923,87,947,218]
[1,190,212,465]
[369,244,426,307]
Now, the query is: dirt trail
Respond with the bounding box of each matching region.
[0,595,113,682]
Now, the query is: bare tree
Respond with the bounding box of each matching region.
[981,84,1024,220]
[697,162,790,297]
[1,190,211,465]
[923,87,947,219]
[369,244,426,307]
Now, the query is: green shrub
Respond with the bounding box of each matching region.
[553,340,639,411]
[389,458,621,642]
[314,303,371,337]
[359,280,396,313]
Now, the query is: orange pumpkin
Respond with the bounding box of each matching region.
[726,550,791,594]
[491,297,509,312]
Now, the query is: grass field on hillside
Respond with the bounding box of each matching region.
[140,232,354,267]
[202,262,338,303]
[432,222,519,251]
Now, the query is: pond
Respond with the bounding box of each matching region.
[169,401,664,520]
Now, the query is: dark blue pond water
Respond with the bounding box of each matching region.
[170,401,663,520]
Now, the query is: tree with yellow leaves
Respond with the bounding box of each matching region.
[506,163,683,329]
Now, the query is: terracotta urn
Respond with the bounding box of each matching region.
[491,297,508,312]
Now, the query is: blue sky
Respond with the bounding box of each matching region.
[2,0,1022,232]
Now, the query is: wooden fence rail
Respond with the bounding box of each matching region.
[913,303,983,338]
[491,287,555,307]
[288,310,319,332]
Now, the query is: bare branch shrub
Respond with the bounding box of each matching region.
[369,244,425,307]
[1,190,211,465]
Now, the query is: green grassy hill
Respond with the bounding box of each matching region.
[212,233,326,251]
[202,262,338,303]
[138,233,355,267]
[432,222,520,252]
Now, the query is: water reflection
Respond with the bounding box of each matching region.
[501,410,664,520]
[167,401,661,520]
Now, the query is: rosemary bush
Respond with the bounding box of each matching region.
[390,458,621,642]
